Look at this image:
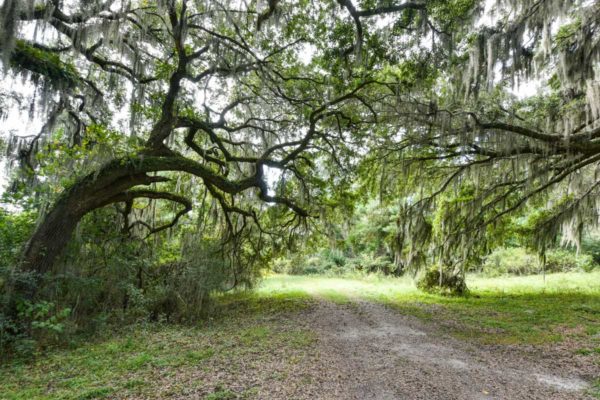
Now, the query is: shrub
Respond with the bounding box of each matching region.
[482,247,539,276]
[274,250,400,277]
[0,209,38,359]
[302,256,329,275]
[582,232,600,264]
[0,209,35,267]
[290,249,348,276]
[271,254,325,275]
[0,204,262,358]
[321,249,347,269]
[271,257,294,274]
[545,249,596,273]
[348,253,399,275]
[482,246,598,276]
[18,301,72,349]
[141,239,249,323]
[416,265,467,295]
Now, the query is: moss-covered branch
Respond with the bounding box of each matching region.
[10,39,79,89]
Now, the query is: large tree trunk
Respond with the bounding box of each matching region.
[21,197,85,277]
[18,152,254,295]
[19,156,163,289]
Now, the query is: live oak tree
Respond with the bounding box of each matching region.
[0,0,452,292]
[2,0,599,294]
[362,0,600,273]
[1,1,378,282]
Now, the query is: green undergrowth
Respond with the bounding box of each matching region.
[0,290,315,400]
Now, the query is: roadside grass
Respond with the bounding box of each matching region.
[260,272,600,346]
[262,271,600,398]
[593,379,600,399]
[0,290,315,400]
[1,272,598,399]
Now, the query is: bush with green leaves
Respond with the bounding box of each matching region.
[347,253,399,276]
[581,232,600,265]
[416,265,467,296]
[273,248,400,277]
[545,249,596,273]
[482,247,539,276]
[0,208,34,267]
[482,247,597,276]
[0,204,262,358]
[144,238,245,323]
[273,250,348,275]
[272,254,313,275]
[0,208,37,358]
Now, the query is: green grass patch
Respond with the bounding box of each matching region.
[204,388,237,400]
[2,271,597,399]
[261,271,600,345]
[590,379,600,399]
[0,291,315,400]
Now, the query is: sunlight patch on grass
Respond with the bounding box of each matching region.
[259,272,600,346]
[258,274,417,300]
[468,271,600,294]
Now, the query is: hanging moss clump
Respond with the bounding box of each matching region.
[417,265,468,296]
[10,40,80,89]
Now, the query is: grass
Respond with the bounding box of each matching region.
[1,271,598,399]
[0,291,315,400]
[260,271,600,398]
[259,271,600,345]
[593,379,600,399]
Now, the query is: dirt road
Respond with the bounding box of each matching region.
[299,299,593,400]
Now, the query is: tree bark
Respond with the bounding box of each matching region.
[19,156,167,287]
[17,147,299,297]
[21,197,84,277]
